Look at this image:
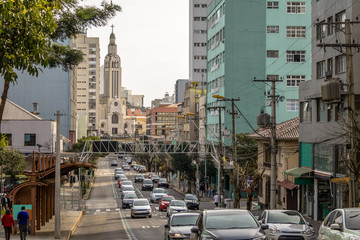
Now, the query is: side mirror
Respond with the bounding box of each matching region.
[330,223,341,231]
[164,224,169,228]
[191,226,199,234]
[261,224,269,230]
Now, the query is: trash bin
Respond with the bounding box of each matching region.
[225,199,233,208]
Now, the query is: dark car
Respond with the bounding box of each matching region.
[152,174,160,183]
[184,194,199,210]
[122,193,138,209]
[138,166,146,173]
[157,178,169,188]
[135,174,145,183]
[165,213,200,240]
[190,209,267,240]
[142,179,154,191]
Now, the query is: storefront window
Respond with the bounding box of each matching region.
[314,143,333,173]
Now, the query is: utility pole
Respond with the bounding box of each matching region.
[55,110,62,239]
[317,19,360,207]
[208,105,226,207]
[254,78,282,209]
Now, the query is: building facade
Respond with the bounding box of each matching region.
[71,33,100,138]
[175,79,189,103]
[298,0,360,220]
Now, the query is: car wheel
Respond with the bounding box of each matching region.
[151,199,154,203]
[196,206,199,210]
[131,214,134,219]
[149,215,152,218]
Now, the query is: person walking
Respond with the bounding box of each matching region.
[214,193,219,207]
[17,206,29,240]
[2,209,15,240]
[212,186,216,197]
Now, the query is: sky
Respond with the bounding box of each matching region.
[84,0,189,107]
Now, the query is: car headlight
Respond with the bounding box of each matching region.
[302,228,315,235]
[252,235,266,240]
[269,228,281,234]
[350,237,360,240]
[170,233,184,237]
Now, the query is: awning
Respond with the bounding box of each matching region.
[331,177,360,185]
[285,167,312,177]
[278,179,297,190]
[295,178,313,185]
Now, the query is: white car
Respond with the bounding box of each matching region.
[149,188,167,203]
[167,200,187,217]
[121,185,135,198]
[131,199,152,218]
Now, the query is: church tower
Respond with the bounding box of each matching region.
[98,26,126,136]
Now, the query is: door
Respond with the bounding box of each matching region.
[286,189,298,210]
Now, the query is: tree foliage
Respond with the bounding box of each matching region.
[170,153,196,181]
[0,149,27,177]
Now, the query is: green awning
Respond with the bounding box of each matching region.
[294,178,313,185]
[285,167,312,177]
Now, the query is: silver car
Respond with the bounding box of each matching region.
[150,188,168,203]
[259,210,315,240]
[121,185,135,198]
[164,213,200,240]
[131,198,152,218]
[167,200,188,217]
[122,193,138,209]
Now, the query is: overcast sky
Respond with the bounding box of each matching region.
[84,0,189,107]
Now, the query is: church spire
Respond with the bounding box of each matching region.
[108,25,117,55]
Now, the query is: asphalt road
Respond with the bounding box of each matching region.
[70,155,215,240]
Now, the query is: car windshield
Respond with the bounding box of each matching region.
[267,211,305,224]
[133,200,149,206]
[124,194,137,199]
[123,186,134,191]
[346,211,360,230]
[170,201,186,207]
[123,182,132,185]
[185,195,198,201]
[153,189,166,193]
[159,178,167,182]
[143,179,152,184]
[152,175,159,178]
[162,197,175,201]
[171,215,199,226]
[136,175,144,178]
[205,212,259,229]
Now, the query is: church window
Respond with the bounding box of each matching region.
[101,123,105,128]
[114,102,118,106]
[112,114,118,124]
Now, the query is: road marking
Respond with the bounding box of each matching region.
[96,209,100,212]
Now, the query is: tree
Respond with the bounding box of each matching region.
[0,0,121,130]
[170,153,196,193]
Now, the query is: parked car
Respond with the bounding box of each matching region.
[164,213,200,240]
[184,194,199,210]
[159,195,175,211]
[121,185,135,198]
[131,198,152,218]
[142,179,154,191]
[150,188,168,203]
[157,178,169,188]
[317,208,360,240]
[152,174,160,183]
[122,193,138,209]
[167,200,188,217]
[135,174,145,183]
[259,209,315,240]
[111,160,118,166]
[190,209,267,240]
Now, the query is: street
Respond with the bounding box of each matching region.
[70,156,215,240]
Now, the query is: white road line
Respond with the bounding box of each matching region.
[96,209,100,212]
[106,209,110,212]
[118,209,132,239]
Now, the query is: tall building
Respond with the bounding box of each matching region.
[189,0,212,86]
[98,28,126,136]
[175,79,189,103]
[146,104,179,140]
[298,0,360,220]
[71,33,100,137]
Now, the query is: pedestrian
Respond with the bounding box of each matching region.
[212,186,216,197]
[208,186,211,198]
[214,193,219,207]
[200,181,205,197]
[17,206,29,240]
[2,209,15,240]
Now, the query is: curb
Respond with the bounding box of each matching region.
[66,211,83,240]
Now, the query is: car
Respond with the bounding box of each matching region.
[138,166,146,173]
[123,165,131,171]
[142,179,154,191]
[190,209,267,240]
[259,209,315,240]
[151,174,160,183]
[122,193,138,209]
[121,185,135,198]
[164,213,200,240]
[135,174,145,183]
[159,195,175,211]
[167,200,188,217]
[184,194,199,210]
[122,163,129,168]
[317,208,360,240]
[158,178,169,188]
[121,180,133,188]
[111,160,118,166]
[150,188,168,203]
[131,198,152,218]
[114,168,122,173]
[115,172,125,180]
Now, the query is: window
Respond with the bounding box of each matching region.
[286,99,299,111]
[194,4,200,7]
[112,114,118,124]
[327,58,333,77]
[300,101,312,123]
[317,99,326,122]
[24,134,36,146]
[194,17,200,21]
[327,104,333,122]
[287,2,306,14]
[267,50,279,58]
[286,51,306,62]
[287,26,306,38]
[317,61,326,78]
[316,21,326,40]
[327,16,334,35]
[286,75,305,86]
[267,25,279,33]
[335,55,346,74]
[267,1,279,9]
[335,11,346,32]
[3,134,12,146]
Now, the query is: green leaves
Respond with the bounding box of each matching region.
[0,148,26,176]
